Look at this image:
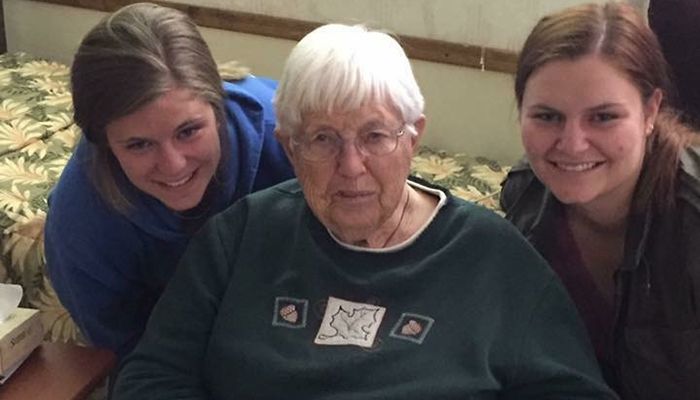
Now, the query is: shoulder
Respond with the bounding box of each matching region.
[201,179,301,249]
[408,176,533,246]
[440,194,546,265]
[223,77,277,112]
[431,195,560,324]
[215,179,302,222]
[245,178,302,211]
[49,140,106,222]
[222,77,278,131]
[223,76,276,97]
[499,157,551,236]
[500,157,544,212]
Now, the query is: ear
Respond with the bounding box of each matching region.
[275,129,296,162]
[644,88,663,136]
[275,128,294,160]
[409,114,426,154]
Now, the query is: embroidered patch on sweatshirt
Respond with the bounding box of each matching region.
[389,312,434,344]
[314,296,386,348]
[272,296,308,329]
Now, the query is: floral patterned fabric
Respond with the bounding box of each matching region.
[0,52,82,345]
[0,52,510,347]
[412,148,509,212]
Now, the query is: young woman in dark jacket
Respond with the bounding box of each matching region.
[501,3,700,399]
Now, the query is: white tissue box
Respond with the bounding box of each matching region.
[0,308,43,379]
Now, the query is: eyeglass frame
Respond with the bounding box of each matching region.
[290,123,409,162]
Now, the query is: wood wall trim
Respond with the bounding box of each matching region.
[29,0,518,74]
[1,0,6,54]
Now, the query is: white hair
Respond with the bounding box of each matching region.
[274,24,425,136]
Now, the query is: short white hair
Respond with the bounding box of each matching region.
[274,24,425,136]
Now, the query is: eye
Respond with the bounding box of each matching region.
[591,112,618,123]
[309,130,336,145]
[364,130,391,144]
[531,112,562,123]
[125,140,153,152]
[177,125,201,141]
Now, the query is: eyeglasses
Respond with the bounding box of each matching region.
[292,125,407,162]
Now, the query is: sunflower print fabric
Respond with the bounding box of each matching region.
[0,52,509,347]
[412,147,509,212]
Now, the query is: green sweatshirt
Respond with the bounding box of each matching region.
[114,179,616,399]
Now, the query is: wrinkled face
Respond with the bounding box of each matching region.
[279,103,424,242]
[106,87,221,211]
[520,55,661,212]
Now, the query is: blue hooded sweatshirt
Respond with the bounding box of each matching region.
[45,77,294,358]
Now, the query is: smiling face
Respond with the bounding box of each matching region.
[520,55,661,213]
[280,103,424,243]
[106,87,221,211]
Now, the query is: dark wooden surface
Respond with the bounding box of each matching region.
[0,342,116,400]
[26,0,518,73]
[0,0,6,54]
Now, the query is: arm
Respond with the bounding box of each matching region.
[502,278,618,399]
[45,201,151,358]
[112,204,246,400]
[44,149,157,357]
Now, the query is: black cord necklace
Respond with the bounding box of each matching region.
[381,186,412,248]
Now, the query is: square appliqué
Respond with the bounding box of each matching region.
[389,312,434,344]
[272,297,308,328]
[314,296,386,348]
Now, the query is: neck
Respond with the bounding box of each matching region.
[565,171,641,234]
[566,198,630,235]
[361,186,413,248]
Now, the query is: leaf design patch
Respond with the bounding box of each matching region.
[314,296,386,348]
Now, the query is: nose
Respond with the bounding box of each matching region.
[157,143,187,175]
[336,139,367,177]
[556,120,590,153]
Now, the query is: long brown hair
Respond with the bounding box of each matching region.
[515,2,694,212]
[71,2,225,212]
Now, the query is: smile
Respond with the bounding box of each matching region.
[157,171,195,188]
[550,161,603,172]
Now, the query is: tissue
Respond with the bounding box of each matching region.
[0,284,22,322]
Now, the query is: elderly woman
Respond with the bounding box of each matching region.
[113,24,616,399]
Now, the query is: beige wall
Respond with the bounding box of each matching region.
[3,0,644,162]
[163,0,622,50]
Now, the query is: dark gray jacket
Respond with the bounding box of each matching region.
[500,147,700,400]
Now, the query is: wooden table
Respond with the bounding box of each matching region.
[0,342,116,400]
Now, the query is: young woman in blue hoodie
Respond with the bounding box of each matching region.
[45,2,294,358]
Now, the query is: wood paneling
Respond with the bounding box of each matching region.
[0,0,6,54]
[28,0,518,73]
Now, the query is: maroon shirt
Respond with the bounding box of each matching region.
[547,211,615,367]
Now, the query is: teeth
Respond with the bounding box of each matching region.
[161,174,192,187]
[555,162,599,172]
